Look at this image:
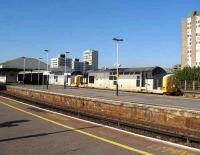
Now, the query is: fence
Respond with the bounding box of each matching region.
[178,80,200,91]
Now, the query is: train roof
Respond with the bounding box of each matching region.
[87,66,165,73]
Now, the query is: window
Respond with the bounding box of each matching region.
[136,76,140,87]
[109,76,113,80]
[153,78,162,89]
[141,72,146,87]
[89,76,94,83]
[124,72,130,75]
[109,75,117,80]
[113,81,117,85]
[153,79,157,89]
[54,76,58,82]
[157,78,162,87]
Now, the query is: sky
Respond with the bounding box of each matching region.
[0,0,199,68]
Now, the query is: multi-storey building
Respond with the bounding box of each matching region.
[51,54,72,69]
[83,49,98,70]
[181,11,200,68]
[71,58,81,72]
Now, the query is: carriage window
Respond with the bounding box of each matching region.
[153,79,157,89]
[153,78,163,89]
[136,76,140,87]
[141,72,145,87]
[54,76,58,82]
[89,76,94,83]
[109,76,113,80]
[158,78,162,87]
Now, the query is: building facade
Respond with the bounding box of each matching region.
[83,49,98,70]
[51,54,72,68]
[181,11,200,68]
[71,58,82,72]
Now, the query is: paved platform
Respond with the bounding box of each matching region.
[14,84,200,111]
[0,95,199,155]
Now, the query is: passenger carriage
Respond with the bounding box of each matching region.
[86,67,167,94]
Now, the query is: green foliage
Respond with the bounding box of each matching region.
[173,67,200,82]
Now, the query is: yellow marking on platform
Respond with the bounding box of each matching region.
[0,101,153,155]
[160,146,196,155]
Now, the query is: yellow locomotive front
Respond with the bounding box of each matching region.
[162,74,178,94]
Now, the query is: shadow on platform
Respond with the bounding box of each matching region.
[0,125,100,143]
[0,119,30,128]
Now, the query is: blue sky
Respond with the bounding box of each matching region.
[0,0,199,68]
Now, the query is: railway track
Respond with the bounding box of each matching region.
[0,91,200,149]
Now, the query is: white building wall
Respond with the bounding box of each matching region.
[196,16,200,66]
[187,17,192,66]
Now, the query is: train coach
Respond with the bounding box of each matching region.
[73,67,178,94]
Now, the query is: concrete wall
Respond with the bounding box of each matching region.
[4,86,200,139]
[184,91,200,99]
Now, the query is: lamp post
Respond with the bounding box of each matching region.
[44,50,49,89]
[38,58,42,85]
[23,57,26,85]
[64,51,70,89]
[112,38,123,96]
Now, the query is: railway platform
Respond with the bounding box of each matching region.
[12,84,200,110]
[0,95,199,155]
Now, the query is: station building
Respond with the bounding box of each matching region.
[0,57,47,83]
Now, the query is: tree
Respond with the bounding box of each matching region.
[174,67,200,90]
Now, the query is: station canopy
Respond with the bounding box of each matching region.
[0,57,48,71]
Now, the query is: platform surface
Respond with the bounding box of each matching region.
[0,95,199,155]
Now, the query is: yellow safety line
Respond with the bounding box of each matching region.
[0,101,153,155]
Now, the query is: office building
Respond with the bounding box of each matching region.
[51,54,72,69]
[71,58,81,72]
[181,11,200,68]
[83,49,98,70]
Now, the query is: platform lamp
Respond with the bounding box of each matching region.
[112,38,123,96]
[44,49,49,90]
[38,58,42,85]
[64,51,70,89]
